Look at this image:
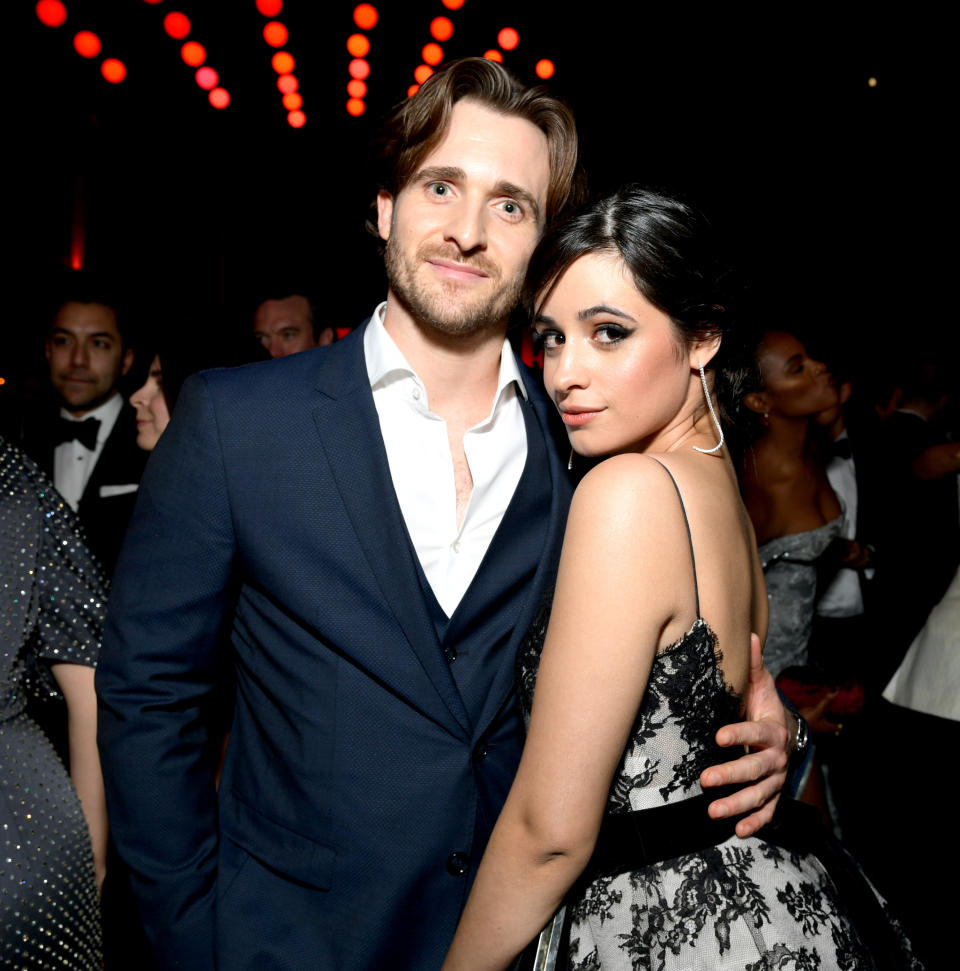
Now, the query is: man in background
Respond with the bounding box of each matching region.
[252,290,335,357]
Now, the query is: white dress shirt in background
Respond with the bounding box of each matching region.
[53,392,123,511]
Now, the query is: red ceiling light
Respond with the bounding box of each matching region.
[36,1,67,28]
[430,17,453,42]
[483,49,503,63]
[346,33,370,57]
[263,21,288,47]
[347,79,367,98]
[413,64,433,84]
[277,73,298,93]
[353,4,378,29]
[282,91,302,110]
[256,0,283,15]
[407,83,420,97]
[101,58,127,83]
[348,57,370,80]
[73,31,101,58]
[209,87,230,109]
[497,27,519,51]
[422,43,443,66]
[535,59,555,79]
[163,12,191,40]
[441,0,465,8]
[288,109,307,127]
[271,50,294,74]
[195,66,218,89]
[345,99,364,117]
[181,41,206,66]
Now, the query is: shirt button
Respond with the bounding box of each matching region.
[411,387,421,400]
[446,852,470,876]
[452,540,461,553]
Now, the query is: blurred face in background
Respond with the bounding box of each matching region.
[253,295,327,357]
[129,355,171,451]
[46,301,133,415]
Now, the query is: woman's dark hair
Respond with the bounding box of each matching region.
[524,185,750,428]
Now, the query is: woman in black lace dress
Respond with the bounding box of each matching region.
[443,188,920,971]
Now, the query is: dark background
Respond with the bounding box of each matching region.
[7,1,951,404]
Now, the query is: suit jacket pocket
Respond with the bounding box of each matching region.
[220,788,335,890]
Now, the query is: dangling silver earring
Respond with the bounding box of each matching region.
[567,447,574,471]
[692,362,725,454]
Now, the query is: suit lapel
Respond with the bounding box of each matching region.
[310,330,472,738]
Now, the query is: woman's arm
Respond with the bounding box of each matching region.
[52,662,108,892]
[443,457,688,970]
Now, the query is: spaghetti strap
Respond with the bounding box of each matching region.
[650,458,701,620]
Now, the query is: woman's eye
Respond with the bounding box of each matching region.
[594,324,629,344]
[533,329,563,350]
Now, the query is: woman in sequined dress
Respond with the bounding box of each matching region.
[1,438,107,970]
[443,188,920,970]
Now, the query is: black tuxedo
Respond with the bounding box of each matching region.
[20,399,147,575]
[97,327,572,968]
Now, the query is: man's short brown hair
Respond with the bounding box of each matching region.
[369,57,586,237]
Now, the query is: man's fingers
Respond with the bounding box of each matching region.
[748,632,763,677]
[715,719,789,752]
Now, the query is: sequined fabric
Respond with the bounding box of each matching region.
[1,438,105,970]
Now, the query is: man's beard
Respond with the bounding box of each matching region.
[384,236,524,337]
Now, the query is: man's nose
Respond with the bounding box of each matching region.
[443,198,487,253]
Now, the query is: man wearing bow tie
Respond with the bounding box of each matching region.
[21,284,147,575]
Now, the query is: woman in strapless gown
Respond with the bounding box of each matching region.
[442,188,921,970]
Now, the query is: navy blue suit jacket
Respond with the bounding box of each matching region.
[97,326,571,969]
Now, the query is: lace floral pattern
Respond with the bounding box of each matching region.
[516,593,923,969]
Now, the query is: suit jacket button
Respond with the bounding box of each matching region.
[446,852,470,876]
[473,742,489,763]
[444,645,457,662]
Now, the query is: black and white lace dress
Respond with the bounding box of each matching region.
[516,466,921,971]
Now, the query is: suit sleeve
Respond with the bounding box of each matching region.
[96,373,237,967]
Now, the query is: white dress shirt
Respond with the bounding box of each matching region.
[364,303,529,618]
[817,431,864,617]
[53,392,123,511]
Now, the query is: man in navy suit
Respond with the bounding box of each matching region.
[97,59,794,969]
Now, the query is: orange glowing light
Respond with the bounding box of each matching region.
[441,0,465,8]
[101,58,127,83]
[353,4,377,29]
[256,0,283,16]
[195,66,218,89]
[346,33,370,57]
[422,43,443,66]
[181,41,206,66]
[282,91,302,110]
[271,50,295,74]
[163,12,191,39]
[430,17,453,41]
[407,83,420,97]
[288,109,307,127]
[0,377,5,387]
[483,49,503,63]
[348,57,370,80]
[345,98,364,117]
[143,0,164,4]
[263,21,288,47]
[209,87,230,109]
[347,79,366,98]
[535,58,555,79]
[277,73,298,93]
[36,1,67,28]
[414,63,433,84]
[497,27,519,51]
[73,31,101,59]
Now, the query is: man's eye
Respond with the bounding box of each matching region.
[497,200,523,219]
[429,183,449,197]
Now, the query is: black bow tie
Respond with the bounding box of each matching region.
[54,416,101,450]
[829,437,853,460]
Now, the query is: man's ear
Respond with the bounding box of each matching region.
[121,347,134,377]
[376,191,394,242]
[743,391,770,416]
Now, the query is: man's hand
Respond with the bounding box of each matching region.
[700,634,791,837]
